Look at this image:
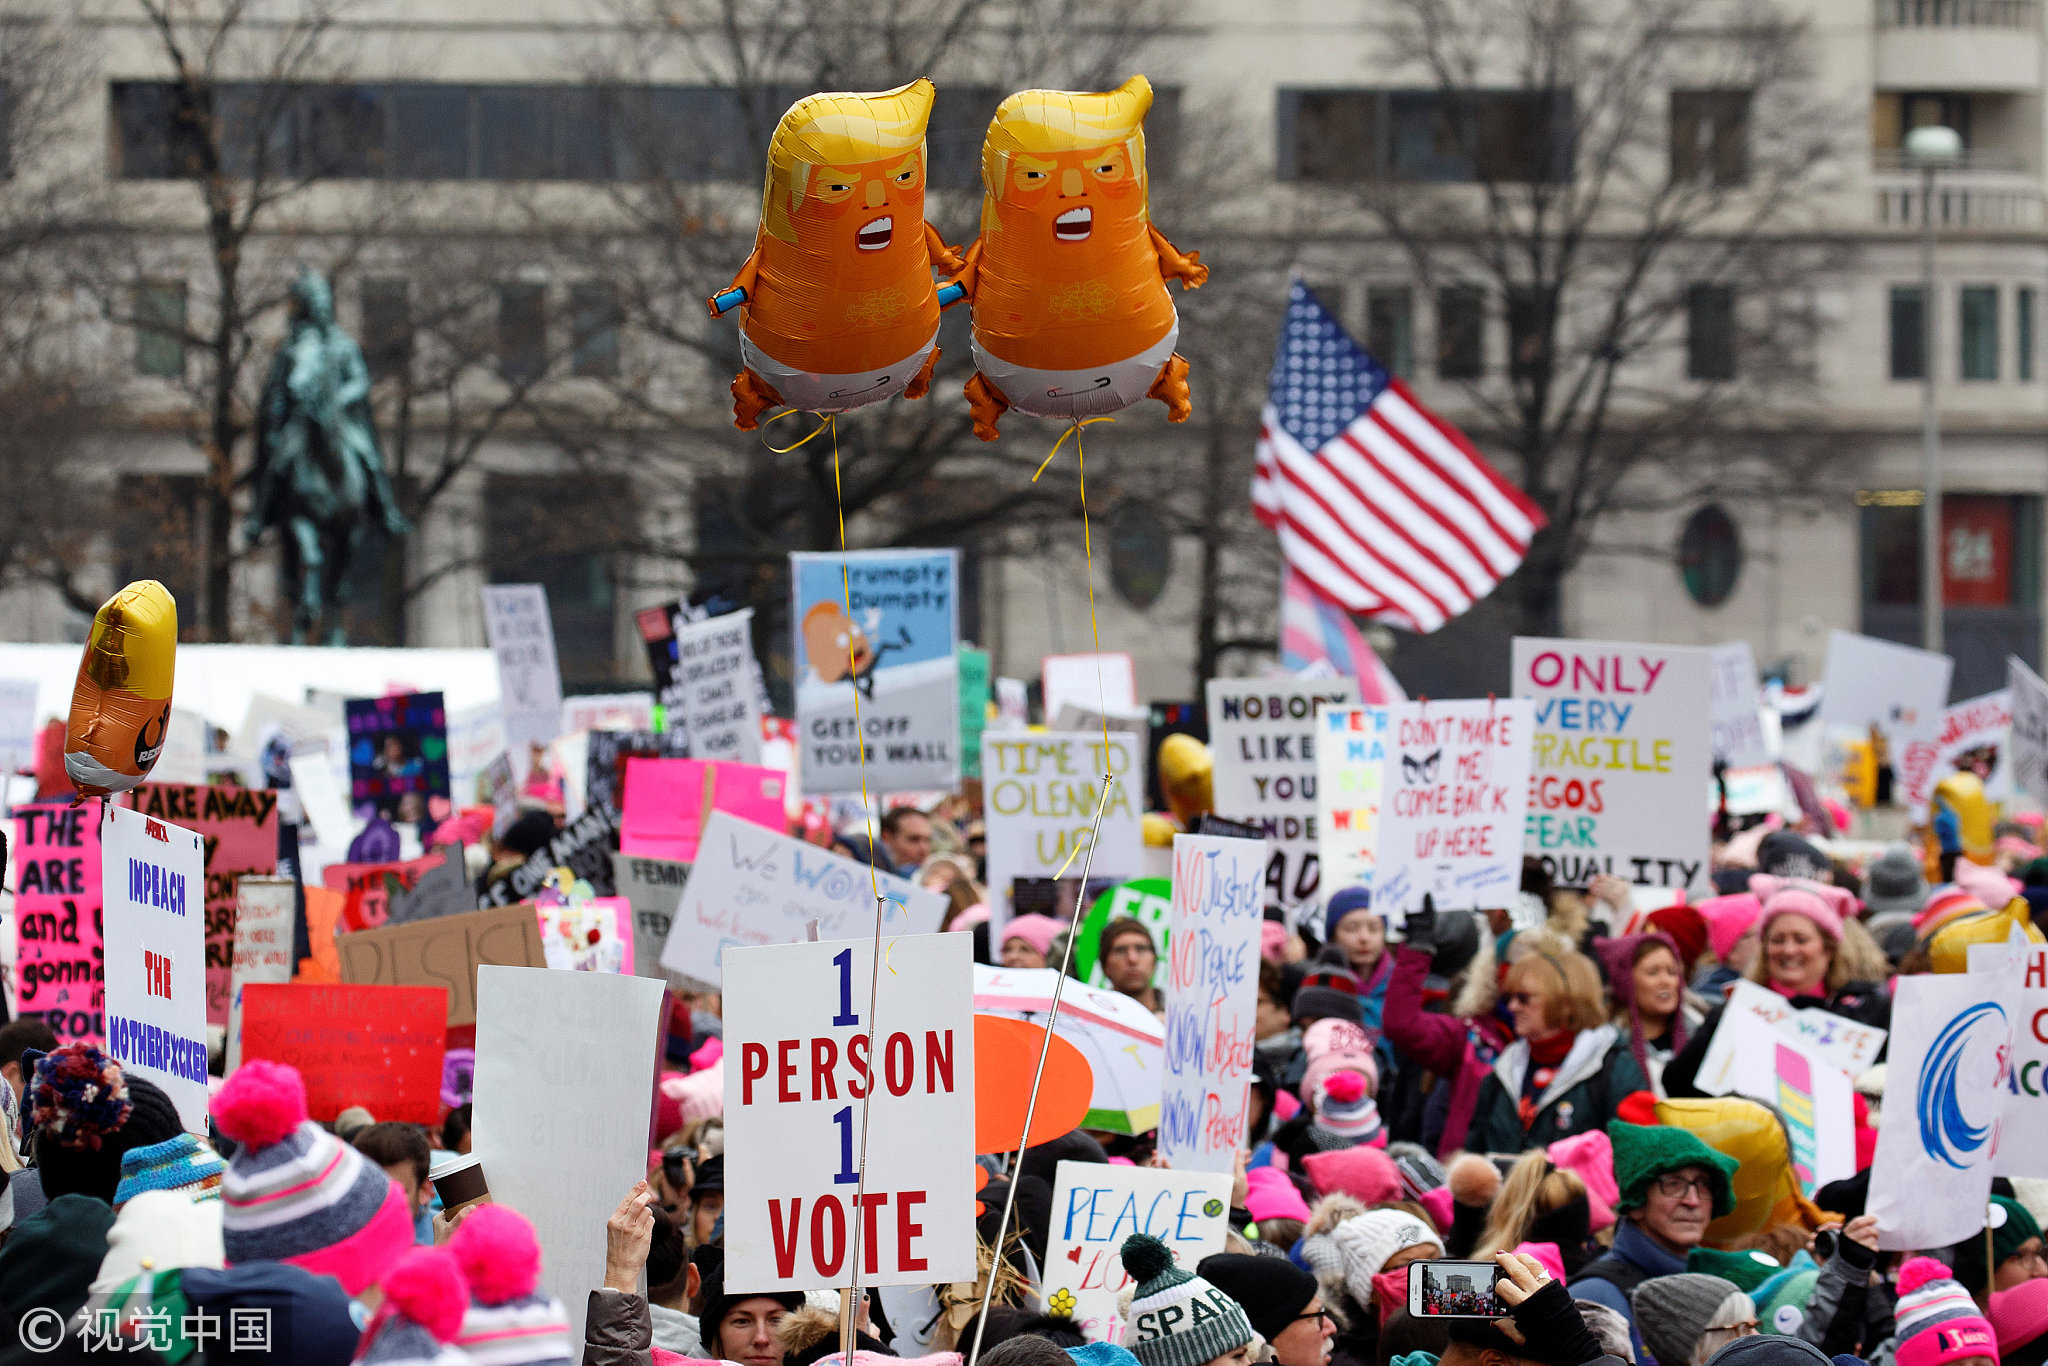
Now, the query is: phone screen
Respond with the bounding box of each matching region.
[1407,1260,1506,1318]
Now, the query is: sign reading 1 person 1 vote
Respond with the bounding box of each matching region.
[1512,638,1712,893]
[1205,676,1355,915]
[722,932,976,1291]
[101,804,209,1132]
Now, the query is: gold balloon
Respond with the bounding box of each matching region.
[1934,770,1998,861]
[1157,733,1213,825]
[1928,897,2044,973]
[64,581,177,799]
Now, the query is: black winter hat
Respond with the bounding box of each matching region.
[32,1057,182,1204]
[1197,1252,1318,1343]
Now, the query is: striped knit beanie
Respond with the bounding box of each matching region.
[449,1205,572,1365]
[1119,1233,1255,1366]
[358,1246,474,1366]
[1893,1256,1999,1366]
[211,1059,414,1297]
[116,1133,227,1207]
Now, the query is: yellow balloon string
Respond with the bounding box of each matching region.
[1031,415,1115,484]
[762,407,836,454]
[1047,416,1113,879]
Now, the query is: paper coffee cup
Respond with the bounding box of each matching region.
[432,1155,489,1212]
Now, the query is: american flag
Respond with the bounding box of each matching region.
[1252,281,1546,634]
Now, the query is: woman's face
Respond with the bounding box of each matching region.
[1506,979,1555,1039]
[1333,910,1385,972]
[1255,985,1291,1041]
[1765,916,1831,994]
[717,1297,787,1366]
[1203,1351,1252,1366]
[1633,945,1683,1022]
[1996,1237,2048,1290]
[1001,936,1047,970]
[693,1189,724,1246]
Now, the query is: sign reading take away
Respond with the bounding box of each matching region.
[722,933,976,1290]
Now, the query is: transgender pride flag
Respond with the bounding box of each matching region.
[1280,568,1405,704]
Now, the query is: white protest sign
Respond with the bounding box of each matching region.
[101,803,209,1132]
[1043,1161,1233,1344]
[561,692,655,736]
[660,810,946,988]
[2011,658,2048,806]
[1044,653,1137,726]
[1696,978,1888,1093]
[1871,968,2020,1249]
[1513,638,1714,893]
[1819,630,1952,816]
[1934,689,2012,804]
[1710,1008,1857,1192]
[1721,764,1793,819]
[1317,706,1387,899]
[481,584,565,775]
[0,677,36,778]
[226,877,297,1074]
[1206,677,1356,916]
[1160,833,1265,1173]
[1710,643,1774,769]
[722,933,976,1290]
[672,610,763,764]
[1969,941,2048,1177]
[475,965,666,1355]
[1372,699,1531,917]
[982,732,1143,919]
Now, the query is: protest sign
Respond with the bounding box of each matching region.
[446,702,506,807]
[1709,643,1774,769]
[1722,765,1793,819]
[536,895,633,974]
[101,804,209,1131]
[1513,638,1713,893]
[287,750,356,850]
[959,647,990,781]
[670,611,763,764]
[585,728,692,817]
[995,678,1028,729]
[1932,689,2012,805]
[474,965,666,1355]
[0,677,35,779]
[323,849,467,932]
[620,757,787,864]
[336,901,546,1026]
[226,877,296,1074]
[1371,699,1532,917]
[12,801,103,1043]
[2011,658,2048,805]
[612,852,693,986]
[1318,706,1387,899]
[1695,978,1887,1094]
[239,983,445,1123]
[722,932,976,1290]
[791,549,960,793]
[484,801,621,905]
[481,584,565,774]
[1871,968,2020,1249]
[344,692,451,825]
[982,733,1143,919]
[660,811,946,987]
[1042,1161,1233,1343]
[1206,677,1356,916]
[1073,879,1171,989]
[1819,630,1952,814]
[1969,942,2048,1177]
[130,783,280,1028]
[561,692,655,736]
[636,601,685,708]
[383,845,473,924]
[1708,1009,1856,1192]
[1044,653,1137,726]
[1160,833,1265,1173]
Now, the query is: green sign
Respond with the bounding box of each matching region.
[959,646,990,780]
[1072,877,1172,989]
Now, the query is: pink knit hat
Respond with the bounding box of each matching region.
[1695,893,1763,963]
[1244,1166,1313,1224]
[1301,1145,1402,1202]
[1001,914,1062,959]
[1513,1241,1566,1285]
[1893,1256,1998,1366]
[1546,1128,1618,1232]
[1750,876,1852,944]
[1992,1277,2048,1354]
[1953,859,2022,912]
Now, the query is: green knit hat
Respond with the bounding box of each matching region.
[1755,1264,1822,1335]
[1121,1233,1255,1366]
[1607,1120,1739,1219]
[1687,1245,1785,1292]
[1995,1195,2044,1266]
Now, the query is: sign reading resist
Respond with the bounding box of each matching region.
[722,933,975,1290]
[101,804,209,1132]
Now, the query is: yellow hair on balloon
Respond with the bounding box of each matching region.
[980,75,1152,233]
[761,79,935,244]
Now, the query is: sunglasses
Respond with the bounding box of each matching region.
[1506,992,1540,1006]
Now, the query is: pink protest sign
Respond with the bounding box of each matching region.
[619,757,786,863]
[128,784,281,1028]
[12,801,104,1043]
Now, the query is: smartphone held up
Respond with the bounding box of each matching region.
[1407,1260,1507,1319]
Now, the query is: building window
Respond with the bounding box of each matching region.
[1890,285,1926,380]
[1437,285,1485,380]
[1670,91,1750,187]
[1687,284,1736,380]
[1367,287,1413,377]
[1960,285,1998,380]
[486,473,632,689]
[497,281,547,384]
[361,277,411,383]
[2021,288,2036,381]
[1677,503,1742,607]
[1278,88,1572,184]
[570,281,621,378]
[1872,92,1973,154]
[1507,286,1553,384]
[1284,91,1374,183]
[135,281,187,378]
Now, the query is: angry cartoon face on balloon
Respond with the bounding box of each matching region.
[803,602,874,685]
[780,147,931,292]
[995,138,1145,268]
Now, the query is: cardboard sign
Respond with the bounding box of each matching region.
[226,877,297,1074]
[2012,658,2048,806]
[336,901,546,1026]
[1819,630,1953,815]
[1968,942,2048,1177]
[1042,1161,1233,1344]
[1074,879,1171,990]
[791,549,960,794]
[959,647,990,781]
[0,677,35,779]
[722,933,976,1290]
[611,852,693,986]
[12,801,104,1043]
[1709,642,1775,769]
[1372,699,1531,916]
[1044,653,1137,727]
[239,983,445,1123]
[474,965,667,1355]
[562,692,655,736]
[481,584,565,774]
[670,611,763,764]
[344,692,451,824]
[620,757,786,864]
[129,783,280,1029]
[585,728,693,819]
[1513,638,1713,893]
[1206,677,1357,916]
[1317,706,1388,899]
[484,801,621,905]
[981,733,1143,918]
[1709,1009,1856,1192]
[1160,833,1265,1173]
[101,804,209,1131]
[1933,689,2012,805]
[659,810,945,988]
[1695,978,1887,1092]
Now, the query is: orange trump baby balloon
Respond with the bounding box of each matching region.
[949,75,1207,440]
[707,79,964,429]
[64,579,178,799]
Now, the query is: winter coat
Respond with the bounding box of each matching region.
[587,1288,654,1366]
[1663,979,1891,1098]
[1463,1024,1646,1154]
[1378,944,1514,1158]
[1790,1235,1884,1357]
[1572,1218,1688,1364]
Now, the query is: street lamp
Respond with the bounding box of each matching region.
[1907,123,1963,655]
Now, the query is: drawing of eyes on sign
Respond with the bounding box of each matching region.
[101,803,209,1132]
[1369,699,1531,918]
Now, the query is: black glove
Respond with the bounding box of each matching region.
[1403,895,1438,953]
[1509,1279,1605,1366]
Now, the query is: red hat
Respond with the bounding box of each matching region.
[1647,905,1709,973]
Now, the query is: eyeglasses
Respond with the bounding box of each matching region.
[1290,1310,1335,1331]
[1653,1172,1715,1200]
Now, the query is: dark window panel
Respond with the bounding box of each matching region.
[1890,285,1925,381]
[476,86,557,180]
[1507,285,1553,384]
[1687,283,1736,381]
[497,281,547,384]
[1960,284,1998,381]
[291,84,387,179]
[928,85,1005,188]
[389,85,471,178]
[361,277,412,383]
[1670,90,1751,187]
[135,281,187,378]
[1290,90,1375,184]
[1146,85,1183,181]
[486,473,631,689]
[1367,287,1413,377]
[2021,287,2036,382]
[111,82,198,179]
[116,474,205,624]
[1,80,14,177]
[558,87,623,182]
[570,280,621,378]
[1437,284,1485,379]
